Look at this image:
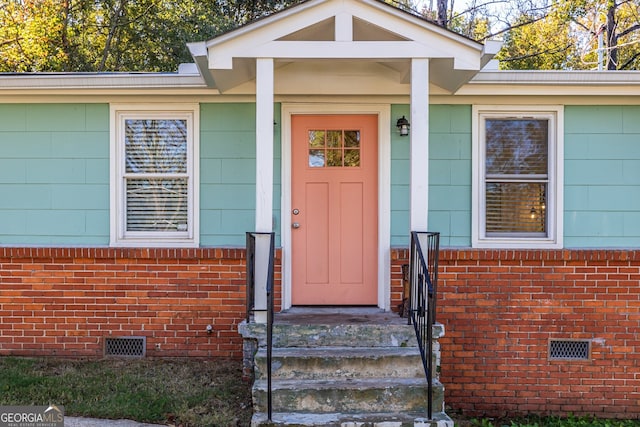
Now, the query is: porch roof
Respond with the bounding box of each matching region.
[187,0,500,94]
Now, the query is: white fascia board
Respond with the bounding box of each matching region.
[357,0,482,50]
[187,41,217,87]
[207,0,340,69]
[460,70,640,96]
[472,70,640,85]
[205,0,484,70]
[0,73,206,90]
[480,40,503,68]
[205,0,327,48]
[342,0,485,68]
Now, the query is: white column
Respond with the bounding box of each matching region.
[410,58,430,232]
[255,57,274,233]
[254,58,274,323]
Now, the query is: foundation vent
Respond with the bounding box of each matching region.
[549,339,590,360]
[104,337,146,357]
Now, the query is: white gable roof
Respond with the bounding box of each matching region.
[188,0,500,93]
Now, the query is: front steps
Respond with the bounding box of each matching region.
[240,308,453,427]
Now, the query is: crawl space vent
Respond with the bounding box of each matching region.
[104,337,146,357]
[549,339,590,360]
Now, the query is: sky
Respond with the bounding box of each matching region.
[414,0,472,13]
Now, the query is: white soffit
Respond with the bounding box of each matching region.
[188,0,491,93]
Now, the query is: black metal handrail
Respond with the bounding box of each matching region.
[408,231,440,420]
[245,231,276,421]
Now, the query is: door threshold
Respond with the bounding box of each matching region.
[284,306,383,315]
[275,306,405,325]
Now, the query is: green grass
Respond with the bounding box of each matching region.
[0,357,252,426]
[465,415,640,427]
[3,356,638,427]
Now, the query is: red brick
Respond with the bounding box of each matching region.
[395,247,640,419]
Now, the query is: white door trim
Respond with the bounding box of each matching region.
[281,103,391,310]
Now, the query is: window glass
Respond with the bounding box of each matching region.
[308,129,361,168]
[486,119,548,176]
[125,119,187,174]
[484,119,548,236]
[124,119,189,233]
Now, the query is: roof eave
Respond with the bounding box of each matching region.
[0,72,207,90]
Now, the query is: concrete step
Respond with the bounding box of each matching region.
[251,411,454,427]
[255,347,424,380]
[239,313,445,349]
[253,378,444,414]
[270,323,419,348]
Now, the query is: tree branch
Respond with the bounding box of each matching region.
[0,37,20,47]
[98,0,127,71]
[479,13,547,41]
[617,22,640,38]
[620,51,640,70]
[500,43,573,63]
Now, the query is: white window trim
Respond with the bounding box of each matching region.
[110,103,200,247]
[472,105,563,249]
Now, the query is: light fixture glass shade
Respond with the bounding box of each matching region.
[396,116,410,136]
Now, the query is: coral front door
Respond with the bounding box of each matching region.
[291,114,378,305]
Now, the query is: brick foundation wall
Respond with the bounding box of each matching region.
[392,248,640,419]
[0,247,281,359]
[4,245,638,417]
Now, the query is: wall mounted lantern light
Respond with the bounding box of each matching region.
[396,116,410,136]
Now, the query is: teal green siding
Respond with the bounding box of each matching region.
[391,104,472,247]
[390,105,410,246]
[2,101,638,249]
[200,103,281,246]
[0,104,109,245]
[564,106,640,247]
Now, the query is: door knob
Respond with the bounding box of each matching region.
[292,222,300,229]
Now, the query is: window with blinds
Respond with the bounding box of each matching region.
[111,105,198,247]
[124,119,189,232]
[473,106,562,249]
[485,119,548,236]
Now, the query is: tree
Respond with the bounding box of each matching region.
[0,0,301,72]
[496,7,578,70]
[425,0,640,70]
[596,0,640,70]
[0,0,68,71]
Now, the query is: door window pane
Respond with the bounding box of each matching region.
[308,129,361,168]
